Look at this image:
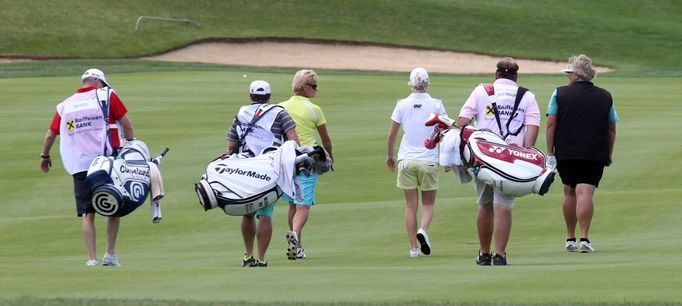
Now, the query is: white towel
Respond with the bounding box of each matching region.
[439,129,462,167]
[438,129,473,184]
[148,162,164,223]
[273,141,303,202]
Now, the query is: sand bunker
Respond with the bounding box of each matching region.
[142,41,612,74]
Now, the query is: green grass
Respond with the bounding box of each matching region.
[1,0,681,75]
[1,70,682,305]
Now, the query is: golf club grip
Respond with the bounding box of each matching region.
[307,146,326,160]
[153,148,170,165]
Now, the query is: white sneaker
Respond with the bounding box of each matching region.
[296,247,306,259]
[86,259,98,266]
[410,248,421,258]
[565,240,578,252]
[578,241,595,253]
[102,252,121,266]
[416,228,432,255]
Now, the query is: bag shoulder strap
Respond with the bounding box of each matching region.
[505,86,528,138]
[95,87,113,156]
[236,104,283,152]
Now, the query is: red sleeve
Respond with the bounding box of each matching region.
[49,112,61,134]
[109,91,128,123]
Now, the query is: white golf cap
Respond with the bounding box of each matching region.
[81,68,110,87]
[409,67,429,87]
[560,65,574,73]
[249,80,271,95]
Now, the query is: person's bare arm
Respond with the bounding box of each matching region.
[524,125,539,147]
[118,114,134,140]
[316,124,333,161]
[226,140,237,155]
[607,123,616,166]
[454,117,471,129]
[546,115,557,154]
[40,130,57,173]
[386,121,400,172]
[286,128,300,146]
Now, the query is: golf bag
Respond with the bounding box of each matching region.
[195,141,326,216]
[425,113,555,197]
[85,140,169,217]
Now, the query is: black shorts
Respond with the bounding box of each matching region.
[557,159,605,188]
[73,171,94,217]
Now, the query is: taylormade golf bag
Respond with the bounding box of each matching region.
[425,113,555,197]
[85,140,169,217]
[195,141,327,216]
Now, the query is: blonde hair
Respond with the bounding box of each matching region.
[568,54,597,81]
[292,69,319,93]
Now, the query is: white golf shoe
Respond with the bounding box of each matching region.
[565,240,578,252]
[578,241,595,253]
[102,253,121,266]
[416,228,432,255]
[296,247,306,259]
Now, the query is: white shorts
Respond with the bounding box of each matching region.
[474,178,515,208]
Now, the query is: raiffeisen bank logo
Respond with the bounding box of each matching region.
[214,164,272,181]
[65,115,104,135]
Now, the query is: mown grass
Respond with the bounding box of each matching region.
[1,0,681,75]
[1,70,681,305]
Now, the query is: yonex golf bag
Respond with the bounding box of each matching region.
[195,141,326,216]
[425,113,555,197]
[85,140,169,217]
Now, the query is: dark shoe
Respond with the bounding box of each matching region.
[241,255,256,267]
[476,252,492,266]
[492,253,509,266]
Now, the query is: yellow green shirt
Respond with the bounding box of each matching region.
[279,95,326,146]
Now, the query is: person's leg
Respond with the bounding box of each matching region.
[82,213,96,260]
[74,172,96,261]
[474,180,494,256]
[492,204,512,256]
[404,189,419,249]
[562,184,577,239]
[256,216,272,262]
[477,203,494,254]
[292,204,310,248]
[575,183,596,239]
[419,190,436,231]
[241,216,256,257]
[291,174,317,251]
[287,202,296,231]
[106,216,120,255]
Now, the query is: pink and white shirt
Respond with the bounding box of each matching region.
[458,78,540,147]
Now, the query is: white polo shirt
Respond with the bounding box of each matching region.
[390,92,447,163]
